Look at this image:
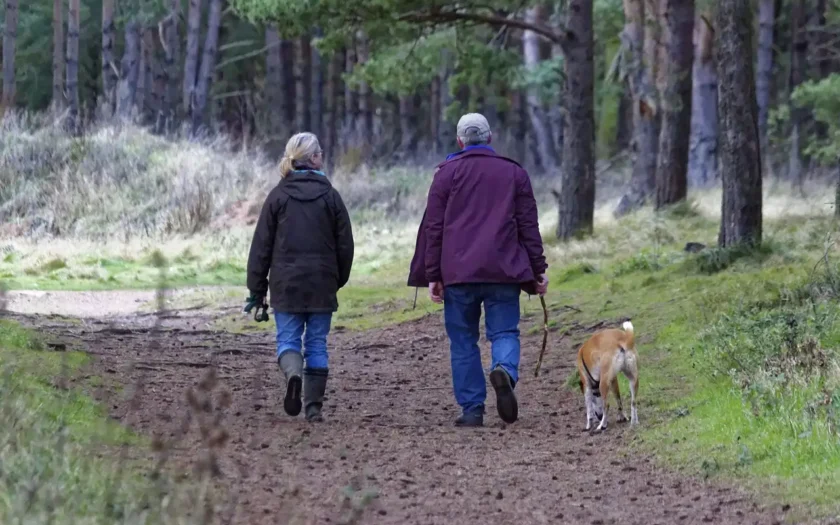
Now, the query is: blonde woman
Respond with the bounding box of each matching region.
[245,132,355,422]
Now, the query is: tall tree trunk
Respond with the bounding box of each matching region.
[654,0,694,209]
[356,33,373,146]
[117,21,141,118]
[281,40,294,127]
[756,0,774,160]
[191,0,223,133]
[3,0,19,108]
[344,38,358,148]
[556,0,595,240]
[430,76,441,156]
[265,25,285,139]
[324,49,342,168]
[398,95,417,157]
[66,0,81,133]
[549,41,565,168]
[523,5,558,170]
[716,0,762,247]
[311,31,324,138]
[615,84,633,152]
[614,0,660,216]
[158,0,181,133]
[138,27,156,123]
[101,0,117,115]
[788,0,807,189]
[183,0,203,115]
[687,15,717,188]
[438,59,455,152]
[52,0,65,109]
[294,35,312,132]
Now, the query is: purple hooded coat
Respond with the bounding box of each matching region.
[407,148,547,296]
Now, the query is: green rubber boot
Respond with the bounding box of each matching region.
[303,368,329,422]
[278,351,303,416]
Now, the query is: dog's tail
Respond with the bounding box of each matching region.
[622,321,635,348]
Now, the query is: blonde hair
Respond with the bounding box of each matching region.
[279,132,322,178]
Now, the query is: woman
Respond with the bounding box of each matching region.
[245,132,354,422]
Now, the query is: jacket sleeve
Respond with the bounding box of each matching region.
[333,189,355,289]
[424,167,451,283]
[246,189,282,296]
[515,169,548,277]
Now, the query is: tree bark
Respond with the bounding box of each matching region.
[294,35,312,132]
[615,84,633,152]
[398,95,417,157]
[66,0,81,133]
[788,0,807,189]
[324,49,342,167]
[117,21,141,118]
[138,27,156,123]
[191,0,223,133]
[3,0,19,108]
[556,0,595,240]
[687,15,717,188]
[523,6,558,170]
[614,0,660,216]
[101,0,117,115]
[549,41,565,168]
[311,31,324,138]
[183,0,203,115]
[265,25,285,138]
[52,0,65,109]
[716,0,762,247]
[356,33,373,145]
[158,0,181,133]
[344,39,358,148]
[756,0,774,159]
[430,75,441,155]
[654,0,694,209]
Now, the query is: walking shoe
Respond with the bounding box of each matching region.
[278,352,303,416]
[454,410,484,427]
[489,366,518,424]
[303,368,329,422]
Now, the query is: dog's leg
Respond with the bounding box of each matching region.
[584,386,594,430]
[611,377,627,423]
[628,373,639,426]
[595,376,610,431]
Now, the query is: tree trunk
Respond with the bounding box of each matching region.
[756,0,774,159]
[158,0,181,133]
[615,84,633,152]
[398,95,417,157]
[66,0,81,133]
[549,41,565,168]
[835,165,840,218]
[138,27,156,123]
[183,0,203,115]
[265,25,285,139]
[117,21,141,118]
[191,0,223,133]
[788,0,807,189]
[356,33,373,145]
[3,0,19,108]
[294,35,312,132]
[654,0,694,209]
[556,0,595,240]
[614,0,660,216]
[101,0,117,115]
[311,31,323,138]
[324,49,342,168]
[716,0,762,247]
[430,76,441,155]
[344,40,358,149]
[52,0,65,109]
[438,60,455,152]
[523,6,558,170]
[687,15,717,188]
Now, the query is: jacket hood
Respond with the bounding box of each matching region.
[279,171,332,202]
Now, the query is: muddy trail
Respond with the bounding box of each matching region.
[6,297,801,525]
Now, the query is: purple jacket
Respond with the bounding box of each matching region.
[407,148,547,295]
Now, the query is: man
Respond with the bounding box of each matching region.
[407,113,549,427]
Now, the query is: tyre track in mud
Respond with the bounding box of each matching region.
[8,305,804,525]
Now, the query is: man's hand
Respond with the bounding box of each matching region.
[243,293,264,314]
[535,274,549,296]
[429,282,444,304]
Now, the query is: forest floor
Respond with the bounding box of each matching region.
[3,289,812,525]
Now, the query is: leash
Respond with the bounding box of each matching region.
[581,357,601,396]
[533,296,550,377]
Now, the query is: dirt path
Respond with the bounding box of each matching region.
[5,293,803,525]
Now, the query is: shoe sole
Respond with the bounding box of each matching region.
[490,369,518,424]
[284,376,302,416]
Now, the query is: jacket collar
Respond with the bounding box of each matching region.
[444,144,496,161]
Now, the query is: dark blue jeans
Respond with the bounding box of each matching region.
[443,284,521,414]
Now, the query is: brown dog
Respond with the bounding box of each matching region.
[575,321,639,431]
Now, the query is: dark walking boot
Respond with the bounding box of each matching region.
[303,368,328,422]
[454,407,484,427]
[490,366,518,424]
[278,352,303,416]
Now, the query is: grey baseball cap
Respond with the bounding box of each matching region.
[456,113,491,142]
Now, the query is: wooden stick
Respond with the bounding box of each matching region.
[534,296,550,377]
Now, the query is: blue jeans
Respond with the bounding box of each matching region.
[443,284,521,414]
[274,312,332,369]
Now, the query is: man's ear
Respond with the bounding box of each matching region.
[456,137,464,149]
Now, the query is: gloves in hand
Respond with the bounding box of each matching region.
[244,293,269,322]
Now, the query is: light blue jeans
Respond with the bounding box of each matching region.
[274,312,333,369]
[443,284,521,415]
